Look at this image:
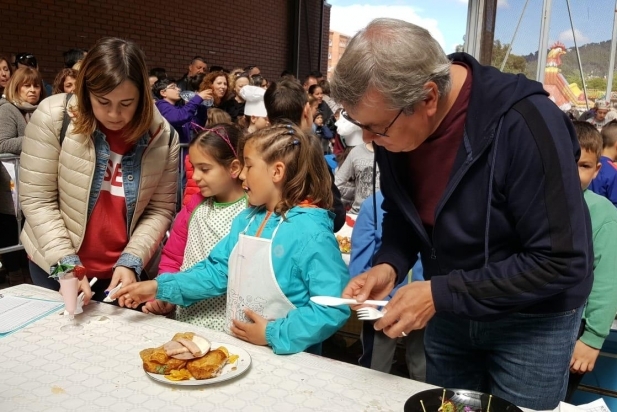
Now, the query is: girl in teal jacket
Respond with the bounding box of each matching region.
[115,124,350,355]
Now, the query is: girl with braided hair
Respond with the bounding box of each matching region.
[114,124,350,355]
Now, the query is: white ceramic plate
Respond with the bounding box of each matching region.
[145,342,251,386]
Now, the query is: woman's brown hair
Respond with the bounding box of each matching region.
[199,71,231,106]
[4,67,45,104]
[72,37,154,143]
[239,123,333,214]
[52,68,78,94]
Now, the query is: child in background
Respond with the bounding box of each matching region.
[313,111,333,154]
[350,192,426,381]
[239,85,270,134]
[115,124,350,355]
[333,114,363,171]
[566,121,617,400]
[143,124,247,332]
[154,79,211,145]
[589,120,617,206]
[335,141,380,214]
[182,109,232,205]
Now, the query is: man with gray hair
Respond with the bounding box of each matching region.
[333,18,592,410]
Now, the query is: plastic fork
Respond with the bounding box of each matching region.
[356,307,385,321]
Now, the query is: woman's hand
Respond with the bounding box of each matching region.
[113,280,158,309]
[142,299,176,315]
[61,276,93,305]
[107,266,138,293]
[230,308,268,346]
[198,89,213,101]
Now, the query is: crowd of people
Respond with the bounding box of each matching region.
[1,17,616,410]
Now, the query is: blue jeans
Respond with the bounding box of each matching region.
[424,307,583,410]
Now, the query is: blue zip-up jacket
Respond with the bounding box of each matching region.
[373,53,593,320]
[589,155,617,207]
[156,206,350,354]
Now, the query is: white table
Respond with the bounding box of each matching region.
[0,285,435,412]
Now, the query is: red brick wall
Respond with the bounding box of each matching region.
[0,0,329,85]
[297,0,330,80]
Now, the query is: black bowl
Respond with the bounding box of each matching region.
[404,388,524,412]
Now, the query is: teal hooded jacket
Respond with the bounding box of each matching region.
[156,206,351,355]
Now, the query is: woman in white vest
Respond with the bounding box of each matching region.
[19,37,178,303]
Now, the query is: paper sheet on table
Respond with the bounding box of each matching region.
[553,399,611,412]
[0,295,63,336]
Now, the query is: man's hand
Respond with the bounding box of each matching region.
[342,264,397,310]
[570,340,600,374]
[142,299,176,315]
[375,281,436,338]
[230,308,268,346]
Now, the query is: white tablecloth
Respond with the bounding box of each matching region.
[0,285,435,411]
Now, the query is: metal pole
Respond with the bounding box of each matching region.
[464,0,485,59]
[566,0,590,110]
[318,0,324,73]
[296,0,302,78]
[605,0,617,104]
[501,0,530,71]
[536,0,553,84]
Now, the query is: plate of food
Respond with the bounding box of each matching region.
[404,388,523,412]
[336,235,351,254]
[141,332,251,386]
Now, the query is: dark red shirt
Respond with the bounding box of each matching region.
[78,125,135,278]
[407,63,472,234]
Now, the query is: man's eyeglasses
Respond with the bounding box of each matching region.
[341,108,405,137]
[165,84,180,91]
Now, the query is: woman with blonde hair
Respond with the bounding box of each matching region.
[19,37,179,303]
[0,67,45,154]
[199,71,231,108]
[52,68,78,94]
[0,67,44,285]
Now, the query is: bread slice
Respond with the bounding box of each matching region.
[186,348,228,379]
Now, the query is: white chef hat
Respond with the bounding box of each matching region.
[240,85,268,117]
[335,115,363,147]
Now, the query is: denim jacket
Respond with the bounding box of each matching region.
[58,130,152,274]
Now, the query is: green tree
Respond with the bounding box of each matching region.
[565,73,582,85]
[491,40,527,74]
[586,77,607,90]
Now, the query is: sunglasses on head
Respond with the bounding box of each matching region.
[16,54,37,68]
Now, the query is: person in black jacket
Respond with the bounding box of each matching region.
[331,18,592,411]
[176,56,207,92]
[264,79,346,232]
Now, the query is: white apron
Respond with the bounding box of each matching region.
[225,214,296,334]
